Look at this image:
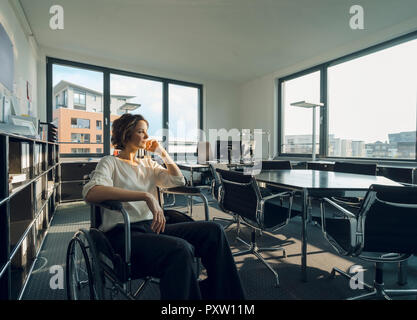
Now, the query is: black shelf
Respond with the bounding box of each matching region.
[0,131,59,300]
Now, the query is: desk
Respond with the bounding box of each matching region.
[254,169,402,282]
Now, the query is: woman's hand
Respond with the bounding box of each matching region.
[145,193,165,234]
[145,139,167,157]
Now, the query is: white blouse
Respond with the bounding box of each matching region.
[82,155,185,232]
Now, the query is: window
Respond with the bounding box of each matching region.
[96,148,102,153]
[279,71,321,155]
[110,74,163,154]
[168,84,200,154]
[278,32,417,161]
[48,58,202,158]
[71,133,90,143]
[74,90,86,106]
[52,63,103,156]
[71,118,90,129]
[328,38,417,159]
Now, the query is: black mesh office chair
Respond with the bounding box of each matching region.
[320,184,417,300]
[216,168,296,287]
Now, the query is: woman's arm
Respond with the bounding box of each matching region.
[85,185,165,234]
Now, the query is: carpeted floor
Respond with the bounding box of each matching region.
[21,190,417,300]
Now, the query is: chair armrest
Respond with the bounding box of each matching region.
[162,186,202,195]
[262,191,294,202]
[322,197,357,219]
[92,200,123,211]
[89,200,132,273]
[161,186,210,221]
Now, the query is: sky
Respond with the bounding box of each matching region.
[283,37,417,144]
[53,65,199,140]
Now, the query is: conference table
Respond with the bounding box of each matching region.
[254,169,402,282]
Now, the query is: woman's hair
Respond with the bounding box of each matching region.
[111,113,149,150]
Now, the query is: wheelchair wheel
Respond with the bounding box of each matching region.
[66,229,104,300]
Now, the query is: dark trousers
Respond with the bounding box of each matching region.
[105,220,246,300]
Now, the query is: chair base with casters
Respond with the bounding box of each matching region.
[66,200,201,300]
[329,256,417,300]
[233,226,286,287]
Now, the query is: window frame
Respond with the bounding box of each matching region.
[47,57,203,158]
[277,30,417,163]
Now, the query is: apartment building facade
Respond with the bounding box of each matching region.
[53,80,137,154]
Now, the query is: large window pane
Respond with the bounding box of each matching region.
[110,74,163,154]
[281,71,321,155]
[168,84,199,154]
[328,39,417,159]
[53,64,103,156]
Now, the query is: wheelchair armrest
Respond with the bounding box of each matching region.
[88,200,132,275]
[92,200,123,211]
[162,186,202,195]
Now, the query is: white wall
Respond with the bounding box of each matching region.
[239,17,417,158]
[0,0,39,118]
[37,46,241,134]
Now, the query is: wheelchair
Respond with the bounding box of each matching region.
[65,186,209,300]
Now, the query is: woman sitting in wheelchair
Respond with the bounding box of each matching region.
[82,113,245,300]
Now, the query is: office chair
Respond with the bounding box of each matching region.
[216,168,295,287]
[320,184,417,300]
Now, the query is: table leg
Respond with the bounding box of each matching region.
[301,189,308,282]
[189,167,193,215]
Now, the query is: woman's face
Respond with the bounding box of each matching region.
[126,120,149,150]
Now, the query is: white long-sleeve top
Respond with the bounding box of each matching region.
[82,155,185,232]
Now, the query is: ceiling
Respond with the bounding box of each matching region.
[19,0,417,83]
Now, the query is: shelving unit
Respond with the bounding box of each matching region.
[0,131,59,300]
